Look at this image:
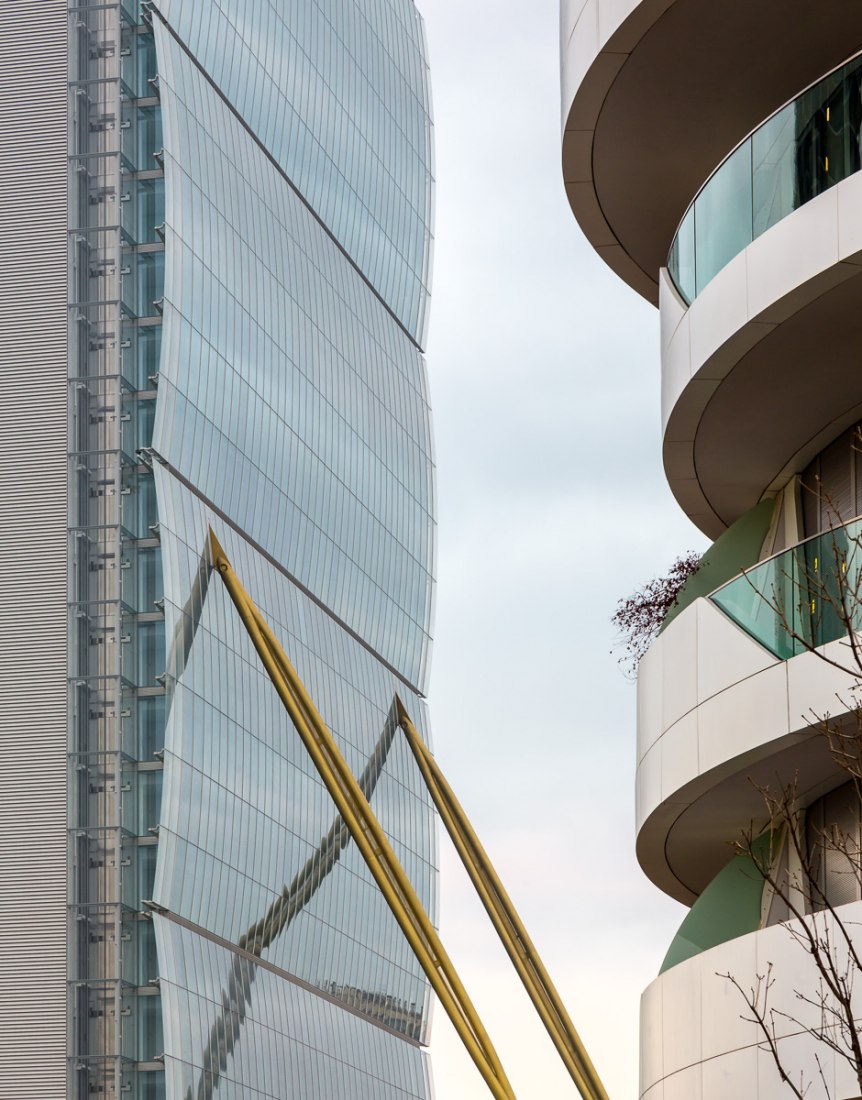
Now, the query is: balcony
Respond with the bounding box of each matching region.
[640,904,862,1099]
[636,522,862,903]
[711,517,862,659]
[560,0,862,302]
[660,164,862,538]
[669,53,862,305]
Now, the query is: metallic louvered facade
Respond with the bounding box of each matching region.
[0,2,67,1095]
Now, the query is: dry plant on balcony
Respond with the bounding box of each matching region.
[610,551,701,679]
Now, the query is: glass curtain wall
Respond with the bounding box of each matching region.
[69,0,436,1096]
[66,1,442,1097]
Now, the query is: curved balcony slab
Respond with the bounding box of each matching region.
[661,170,862,538]
[637,597,859,903]
[561,0,862,302]
[640,906,862,1098]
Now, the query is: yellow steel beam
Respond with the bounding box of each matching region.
[208,529,516,1100]
[190,705,403,1100]
[396,698,609,1100]
[239,700,401,956]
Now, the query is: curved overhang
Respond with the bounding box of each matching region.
[661,171,862,539]
[636,600,858,905]
[640,907,862,1098]
[639,729,846,906]
[561,0,862,302]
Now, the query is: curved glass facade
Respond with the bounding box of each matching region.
[668,53,862,304]
[152,468,436,1040]
[107,0,440,1096]
[152,20,435,691]
[153,0,433,344]
[155,917,431,1099]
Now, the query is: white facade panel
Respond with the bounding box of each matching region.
[0,1,68,1096]
[642,906,862,1099]
[659,607,698,729]
[637,609,862,839]
[694,598,778,703]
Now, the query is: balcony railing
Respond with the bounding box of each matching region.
[710,519,862,659]
[668,53,862,305]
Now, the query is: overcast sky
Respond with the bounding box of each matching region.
[417,1,708,1095]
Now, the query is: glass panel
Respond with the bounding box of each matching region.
[132,621,166,686]
[136,252,164,316]
[844,57,862,178]
[794,69,845,205]
[137,695,166,759]
[136,994,164,1061]
[669,54,862,303]
[137,1071,166,1100]
[138,844,157,900]
[137,770,163,834]
[136,106,163,168]
[802,536,838,647]
[137,178,165,244]
[694,140,752,294]
[711,518,862,657]
[752,102,797,236]
[138,325,162,389]
[122,470,158,538]
[668,205,695,303]
[710,550,799,659]
[134,33,158,98]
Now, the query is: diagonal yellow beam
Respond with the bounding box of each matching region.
[208,528,516,1100]
[189,704,403,1100]
[395,698,609,1100]
[239,699,401,956]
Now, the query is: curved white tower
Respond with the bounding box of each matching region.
[561,4,862,1096]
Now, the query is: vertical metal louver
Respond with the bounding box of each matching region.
[0,1,68,1096]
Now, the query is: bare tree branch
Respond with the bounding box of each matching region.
[611,552,701,678]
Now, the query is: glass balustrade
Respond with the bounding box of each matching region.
[710,519,862,658]
[669,54,862,304]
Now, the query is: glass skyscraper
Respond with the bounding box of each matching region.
[0,1,437,1097]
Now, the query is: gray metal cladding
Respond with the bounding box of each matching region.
[0,0,68,1095]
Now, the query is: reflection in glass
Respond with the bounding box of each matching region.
[144,1,438,1093]
[183,701,409,1100]
[155,917,431,1100]
[151,472,437,1070]
[152,0,434,342]
[693,141,752,294]
[152,24,435,690]
[710,518,862,657]
[669,54,862,303]
[753,103,798,236]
